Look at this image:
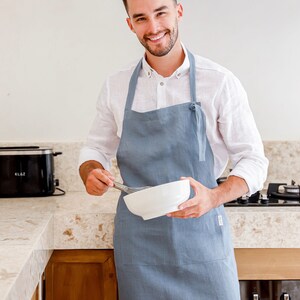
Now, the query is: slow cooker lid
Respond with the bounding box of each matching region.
[0,146,53,155]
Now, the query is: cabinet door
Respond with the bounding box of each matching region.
[235,248,300,280]
[45,250,117,300]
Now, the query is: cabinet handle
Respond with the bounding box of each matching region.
[251,292,260,300]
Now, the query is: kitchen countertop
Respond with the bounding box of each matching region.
[1,191,300,299]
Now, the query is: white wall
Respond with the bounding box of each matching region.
[1,0,299,141]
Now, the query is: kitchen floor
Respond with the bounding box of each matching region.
[239,280,300,299]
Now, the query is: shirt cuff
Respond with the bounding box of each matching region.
[78,147,112,171]
[229,159,269,196]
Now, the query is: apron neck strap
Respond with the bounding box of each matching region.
[125,59,143,112]
[125,50,197,112]
[187,50,197,104]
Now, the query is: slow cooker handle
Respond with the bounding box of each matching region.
[53,152,62,156]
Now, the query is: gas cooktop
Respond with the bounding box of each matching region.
[224,182,300,207]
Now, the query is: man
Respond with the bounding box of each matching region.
[79,0,268,299]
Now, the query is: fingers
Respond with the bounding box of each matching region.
[85,168,115,196]
[178,176,202,210]
[167,195,202,218]
[167,204,200,219]
[166,177,207,219]
[93,169,115,187]
[178,197,198,210]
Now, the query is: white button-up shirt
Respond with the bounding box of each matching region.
[79,46,268,195]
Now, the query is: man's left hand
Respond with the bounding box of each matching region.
[166,177,218,219]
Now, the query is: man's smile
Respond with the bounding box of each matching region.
[146,31,167,42]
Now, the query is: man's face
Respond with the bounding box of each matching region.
[126,0,183,57]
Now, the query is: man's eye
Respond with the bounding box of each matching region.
[157,12,166,17]
[136,17,146,22]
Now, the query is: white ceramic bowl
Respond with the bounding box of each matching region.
[123,179,190,220]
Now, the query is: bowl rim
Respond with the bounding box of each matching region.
[123,179,190,220]
[123,179,190,200]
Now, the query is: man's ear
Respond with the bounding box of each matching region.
[126,18,135,33]
[177,3,183,21]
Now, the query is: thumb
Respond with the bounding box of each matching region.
[178,177,201,210]
[180,176,201,195]
[179,196,198,210]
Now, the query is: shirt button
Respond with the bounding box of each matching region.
[177,73,181,77]
[160,82,164,86]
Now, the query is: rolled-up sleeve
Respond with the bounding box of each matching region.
[217,73,269,195]
[78,78,120,170]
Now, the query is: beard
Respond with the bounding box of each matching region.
[139,25,179,57]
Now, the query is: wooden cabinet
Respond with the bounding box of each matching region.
[45,250,117,300]
[235,248,300,280]
[44,248,300,299]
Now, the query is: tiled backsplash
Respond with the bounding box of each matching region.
[1,141,299,192]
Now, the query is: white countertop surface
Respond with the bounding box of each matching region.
[1,191,300,299]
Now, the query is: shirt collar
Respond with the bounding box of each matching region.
[142,44,190,79]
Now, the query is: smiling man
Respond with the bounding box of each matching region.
[126,2,180,58]
[79,0,268,299]
[125,0,184,77]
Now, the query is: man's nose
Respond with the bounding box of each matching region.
[147,17,160,34]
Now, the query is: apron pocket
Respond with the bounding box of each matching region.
[114,202,232,266]
[115,214,177,266]
[171,207,231,265]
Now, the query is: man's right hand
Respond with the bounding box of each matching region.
[79,160,115,196]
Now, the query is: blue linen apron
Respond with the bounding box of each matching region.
[114,51,240,300]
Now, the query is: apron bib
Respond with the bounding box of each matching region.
[114,51,240,300]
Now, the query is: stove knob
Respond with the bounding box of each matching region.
[260,197,269,205]
[280,292,291,300]
[238,196,249,205]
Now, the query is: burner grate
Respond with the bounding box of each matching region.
[224,182,300,207]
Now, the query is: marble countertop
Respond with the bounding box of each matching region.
[1,191,300,299]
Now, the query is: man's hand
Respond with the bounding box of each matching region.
[167,177,218,219]
[167,175,249,219]
[79,160,115,196]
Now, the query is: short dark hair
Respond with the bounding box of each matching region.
[122,0,178,13]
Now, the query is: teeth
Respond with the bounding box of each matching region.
[149,33,164,41]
